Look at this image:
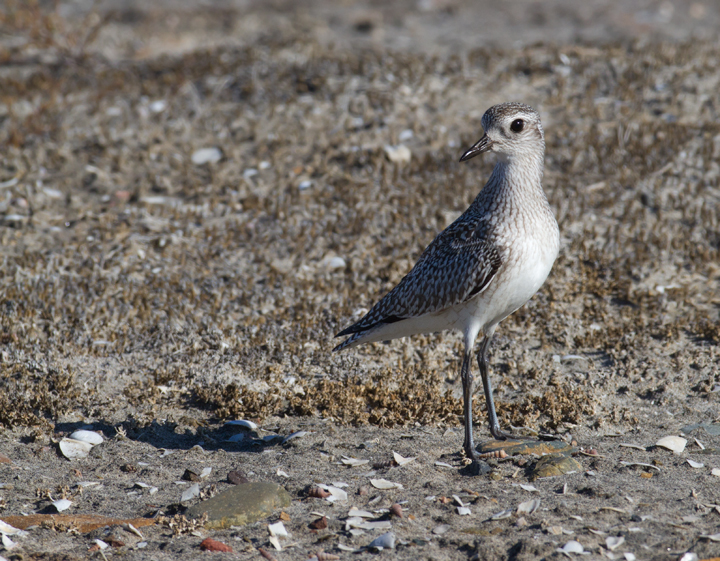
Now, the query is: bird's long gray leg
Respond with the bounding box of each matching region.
[460,347,478,460]
[478,331,515,441]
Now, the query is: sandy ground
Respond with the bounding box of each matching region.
[1,0,720,559]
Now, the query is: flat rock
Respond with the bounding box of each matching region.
[531,453,582,480]
[186,482,291,529]
[478,439,575,456]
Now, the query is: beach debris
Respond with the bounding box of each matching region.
[491,509,513,520]
[517,499,541,515]
[390,504,403,518]
[268,521,287,537]
[606,536,625,550]
[519,484,538,492]
[69,430,104,445]
[393,451,416,466]
[557,540,584,556]
[700,533,720,541]
[655,436,686,454]
[435,461,454,469]
[200,467,212,479]
[317,485,347,502]
[200,538,232,552]
[384,144,411,164]
[712,468,720,477]
[368,531,396,550]
[686,459,704,469]
[282,430,308,444]
[348,507,373,518]
[181,484,200,503]
[341,456,369,467]
[191,147,222,165]
[59,438,94,460]
[370,479,403,490]
[457,507,471,516]
[52,499,72,513]
[433,524,451,535]
[308,487,331,499]
[309,516,328,530]
[225,420,258,430]
[618,443,646,451]
[619,461,661,472]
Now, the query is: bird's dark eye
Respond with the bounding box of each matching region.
[510,119,524,133]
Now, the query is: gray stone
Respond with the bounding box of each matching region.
[186,482,291,529]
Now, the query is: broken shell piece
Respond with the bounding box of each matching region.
[268,522,287,537]
[191,147,222,165]
[69,430,103,445]
[517,499,541,515]
[59,438,94,460]
[317,485,347,502]
[559,540,584,554]
[341,456,369,467]
[655,436,687,454]
[519,484,538,492]
[348,507,374,518]
[200,467,212,479]
[384,144,411,164]
[606,536,625,550]
[367,531,395,550]
[686,459,704,469]
[370,479,403,490]
[491,509,513,520]
[392,452,415,466]
[432,524,451,535]
[225,420,258,430]
[52,499,72,512]
[457,507,471,516]
[180,483,200,502]
[711,468,720,477]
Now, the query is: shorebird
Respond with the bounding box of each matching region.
[333,102,559,465]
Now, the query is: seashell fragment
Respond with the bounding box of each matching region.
[191,147,222,165]
[432,524,451,535]
[491,509,513,520]
[457,507,471,516]
[367,531,395,550]
[370,478,403,490]
[59,438,94,460]
[268,521,287,537]
[519,484,538,492]
[341,456,369,467]
[225,420,258,430]
[606,536,625,550]
[384,144,411,164]
[317,485,347,502]
[686,459,704,469]
[392,451,415,466]
[69,430,103,446]
[558,540,584,554]
[180,483,200,502]
[655,436,687,454]
[52,499,72,512]
[517,499,541,515]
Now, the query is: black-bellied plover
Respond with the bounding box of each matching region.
[334,103,559,466]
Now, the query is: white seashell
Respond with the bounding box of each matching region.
[712,468,720,477]
[77,481,100,488]
[491,509,513,520]
[269,535,282,550]
[259,161,271,170]
[52,499,72,512]
[701,533,720,542]
[347,507,374,518]
[331,482,348,488]
[519,484,538,492]
[200,467,212,479]
[324,256,346,270]
[337,543,358,552]
[94,539,109,550]
[243,168,258,179]
[392,451,415,466]
[686,459,704,468]
[268,521,287,537]
[191,147,222,165]
[2,534,18,550]
[606,536,625,550]
[432,524,451,535]
[134,482,150,488]
[624,554,636,561]
[318,485,347,502]
[276,469,289,477]
[149,100,166,113]
[282,430,308,444]
[370,479,403,490]
[457,507,471,516]
[384,144,411,164]
[149,487,158,495]
[435,461,453,468]
[136,542,148,549]
[560,540,584,554]
[452,495,464,507]
[298,180,313,190]
[678,553,699,561]
[398,129,414,142]
[517,499,541,515]
[59,438,93,460]
[0,520,26,536]
[656,436,687,454]
[341,456,369,467]
[368,531,395,550]
[180,483,200,502]
[225,420,258,430]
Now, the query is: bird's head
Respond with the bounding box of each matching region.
[460,103,544,163]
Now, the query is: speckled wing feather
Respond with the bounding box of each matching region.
[334,219,503,348]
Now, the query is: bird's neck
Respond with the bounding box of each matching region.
[486,153,545,198]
